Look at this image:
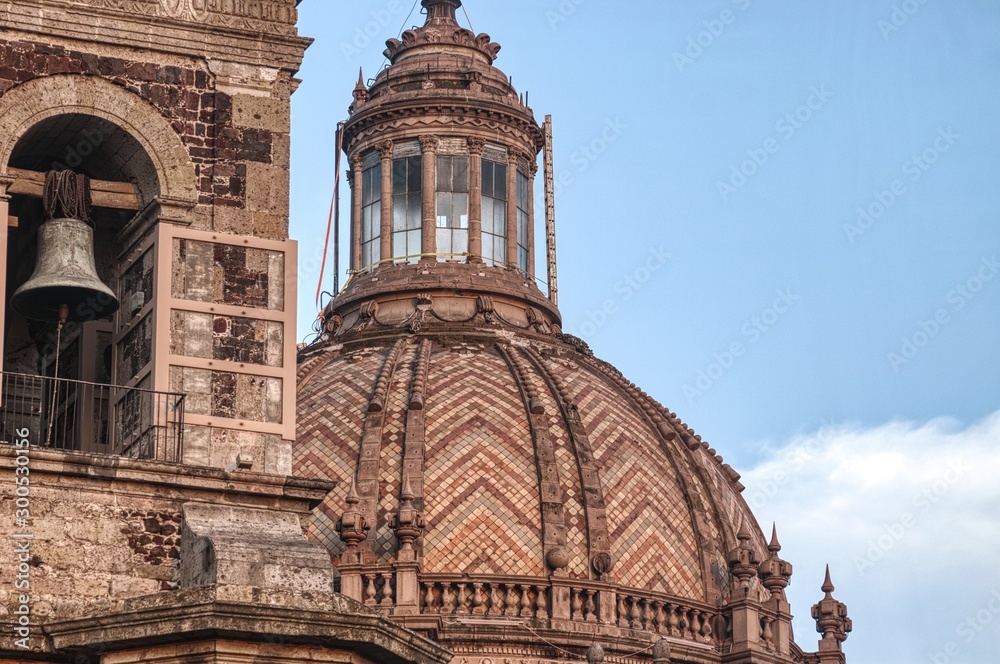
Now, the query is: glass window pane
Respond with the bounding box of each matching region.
[496,238,506,265]
[453,158,469,193]
[408,157,421,190]
[482,162,494,198]
[393,159,406,195]
[482,198,494,234]
[482,235,494,265]
[407,229,421,260]
[454,193,468,228]
[453,229,468,255]
[392,232,405,259]
[437,157,451,190]
[436,229,451,255]
[436,192,449,227]
[496,201,507,235]
[393,194,407,232]
[407,193,421,229]
[496,164,507,199]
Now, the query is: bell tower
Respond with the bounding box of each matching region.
[0,0,308,471]
[323,0,559,338]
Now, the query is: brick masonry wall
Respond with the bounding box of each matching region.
[0,38,274,208]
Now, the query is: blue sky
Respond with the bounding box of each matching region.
[289,2,1000,662]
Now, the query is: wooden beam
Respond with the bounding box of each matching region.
[7,215,16,228]
[5,167,141,211]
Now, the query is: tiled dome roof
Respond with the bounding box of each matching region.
[295,316,773,652]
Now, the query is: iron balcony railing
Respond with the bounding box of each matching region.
[0,371,185,462]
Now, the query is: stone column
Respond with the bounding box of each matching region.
[419,135,439,261]
[376,140,394,264]
[527,159,538,280]
[506,150,518,270]
[349,153,363,272]
[466,137,486,264]
[0,178,10,396]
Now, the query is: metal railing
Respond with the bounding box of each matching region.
[0,371,185,462]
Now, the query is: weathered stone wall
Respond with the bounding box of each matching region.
[0,447,331,634]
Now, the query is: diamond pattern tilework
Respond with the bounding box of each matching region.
[295,348,387,557]
[549,358,704,597]
[530,364,589,578]
[373,342,417,561]
[422,345,543,576]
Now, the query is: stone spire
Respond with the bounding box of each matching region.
[758,523,793,600]
[812,566,852,657]
[727,519,761,594]
[335,479,368,562]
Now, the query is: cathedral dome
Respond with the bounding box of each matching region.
[293,1,848,660]
[297,320,769,603]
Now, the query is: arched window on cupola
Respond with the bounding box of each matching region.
[359,151,382,270]
[481,157,507,268]
[435,155,469,259]
[391,152,422,264]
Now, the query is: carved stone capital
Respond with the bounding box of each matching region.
[350,153,364,171]
[466,137,487,156]
[419,135,440,153]
[376,140,394,160]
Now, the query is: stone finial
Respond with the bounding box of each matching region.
[727,519,761,590]
[586,644,604,664]
[758,524,793,600]
[352,68,369,104]
[652,638,672,663]
[391,475,425,554]
[335,479,368,555]
[811,566,852,649]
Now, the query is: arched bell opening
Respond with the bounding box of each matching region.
[2,113,156,453]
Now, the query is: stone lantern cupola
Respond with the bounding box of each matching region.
[323,0,554,340]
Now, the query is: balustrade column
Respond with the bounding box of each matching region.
[419,136,439,260]
[467,137,485,263]
[377,140,394,263]
[349,154,363,272]
[527,159,537,279]
[505,150,518,269]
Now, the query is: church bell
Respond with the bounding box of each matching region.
[9,172,120,323]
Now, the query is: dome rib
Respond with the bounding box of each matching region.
[497,344,570,577]
[520,345,613,580]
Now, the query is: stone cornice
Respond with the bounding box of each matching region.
[1,0,313,71]
[38,584,453,664]
[0,445,335,510]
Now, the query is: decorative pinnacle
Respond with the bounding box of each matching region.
[586,644,605,664]
[759,524,792,600]
[822,564,835,597]
[335,478,369,556]
[352,68,369,104]
[812,565,852,648]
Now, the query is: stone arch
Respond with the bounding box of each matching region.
[0,74,198,204]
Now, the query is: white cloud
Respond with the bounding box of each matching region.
[742,410,1000,664]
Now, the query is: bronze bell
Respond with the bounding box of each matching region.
[10,217,120,323]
